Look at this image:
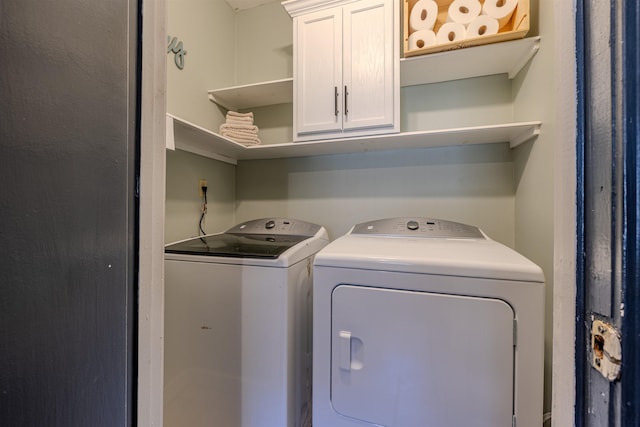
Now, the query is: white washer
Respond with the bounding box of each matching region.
[312,217,545,427]
[164,218,329,427]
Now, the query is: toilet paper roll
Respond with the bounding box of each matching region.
[409,0,438,31]
[482,0,518,29]
[408,29,437,50]
[466,15,499,38]
[447,0,481,25]
[436,22,466,45]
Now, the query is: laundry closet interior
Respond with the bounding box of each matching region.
[164,0,555,421]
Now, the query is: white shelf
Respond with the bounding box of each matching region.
[400,36,540,87]
[167,114,540,164]
[168,114,241,165]
[205,37,540,111]
[207,78,293,111]
[190,37,542,163]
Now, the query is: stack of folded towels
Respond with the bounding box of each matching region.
[219,111,261,146]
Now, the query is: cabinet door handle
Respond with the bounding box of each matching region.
[334,86,339,117]
[344,85,349,116]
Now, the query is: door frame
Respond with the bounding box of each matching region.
[575,0,640,425]
[137,0,167,425]
[133,1,637,426]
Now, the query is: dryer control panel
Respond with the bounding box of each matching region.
[351,217,485,239]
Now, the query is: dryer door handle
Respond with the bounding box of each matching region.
[339,331,352,371]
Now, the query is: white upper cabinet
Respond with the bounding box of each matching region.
[287,0,400,142]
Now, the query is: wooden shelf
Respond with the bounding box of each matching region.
[205,37,540,111]
[167,114,540,164]
[207,78,293,111]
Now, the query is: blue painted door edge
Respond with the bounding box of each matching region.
[621,1,640,424]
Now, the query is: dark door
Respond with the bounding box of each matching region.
[576,0,640,425]
[0,1,139,426]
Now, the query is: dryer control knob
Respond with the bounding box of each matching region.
[407,220,420,230]
[265,220,276,229]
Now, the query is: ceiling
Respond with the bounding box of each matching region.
[224,0,280,12]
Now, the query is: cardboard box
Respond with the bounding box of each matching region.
[404,0,529,57]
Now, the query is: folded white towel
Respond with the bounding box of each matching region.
[221,111,259,146]
[220,131,259,141]
[221,131,261,146]
[226,111,254,120]
[220,123,259,134]
[225,116,254,125]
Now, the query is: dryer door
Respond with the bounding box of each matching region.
[331,285,515,427]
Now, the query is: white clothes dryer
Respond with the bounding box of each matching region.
[312,217,544,427]
[164,218,329,427]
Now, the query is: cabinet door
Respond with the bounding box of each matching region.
[294,7,343,137]
[342,0,397,133]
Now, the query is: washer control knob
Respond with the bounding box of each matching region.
[407,220,419,231]
[265,220,276,229]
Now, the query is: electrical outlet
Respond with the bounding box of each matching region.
[198,179,207,197]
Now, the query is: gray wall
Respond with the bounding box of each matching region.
[512,0,556,411]
[235,143,516,244]
[0,0,138,426]
[165,149,235,243]
[165,0,238,240]
[167,0,235,131]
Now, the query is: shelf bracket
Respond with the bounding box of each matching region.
[208,93,234,111]
[509,123,541,148]
[508,37,541,79]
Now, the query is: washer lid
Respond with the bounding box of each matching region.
[165,218,325,259]
[164,233,310,259]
